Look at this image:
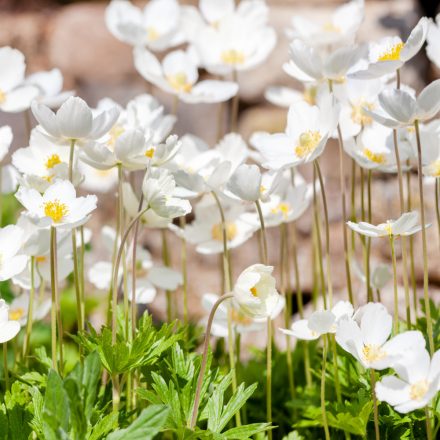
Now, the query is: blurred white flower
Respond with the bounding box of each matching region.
[8,293,51,327]
[78,161,118,193]
[352,260,392,291]
[0,225,28,281]
[0,299,20,343]
[426,14,440,69]
[0,125,12,162]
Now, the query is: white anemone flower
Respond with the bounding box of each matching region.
[78,161,118,193]
[233,264,282,319]
[347,211,426,238]
[202,292,285,338]
[0,225,28,281]
[25,68,74,108]
[183,196,256,254]
[0,125,13,162]
[189,1,276,76]
[336,303,426,369]
[286,0,364,49]
[106,0,185,51]
[16,180,97,230]
[283,39,363,83]
[350,17,428,79]
[31,96,120,146]
[365,80,440,128]
[251,95,339,170]
[0,47,38,113]
[375,348,440,413]
[280,300,354,340]
[8,294,51,327]
[134,48,238,104]
[426,14,440,69]
[352,260,392,291]
[0,300,20,343]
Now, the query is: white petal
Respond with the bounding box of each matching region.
[56,97,93,139]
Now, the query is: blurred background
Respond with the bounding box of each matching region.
[1,0,440,334]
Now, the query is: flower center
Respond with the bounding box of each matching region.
[271,202,290,219]
[322,22,340,33]
[146,27,159,42]
[378,42,404,62]
[9,307,24,321]
[295,131,321,158]
[351,101,375,126]
[409,380,429,401]
[230,308,253,325]
[363,148,386,164]
[145,147,155,158]
[362,344,387,363]
[426,160,440,177]
[303,87,317,105]
[45,154,62,169]
[384,220,393,236]
[44,200,69,223]
[221,49,245,65]
[36,255,46,263]
[250,286,258,297]
[167,73,193,93]
[211,222,238,241]
[0,89,6,104]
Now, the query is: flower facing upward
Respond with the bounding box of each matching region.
[0,299,20,344]
[233,264,282,319]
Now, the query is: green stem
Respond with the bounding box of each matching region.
[3,343,8,391]
[425,406,433,440]
[435,179,440,252]
[370,369,380,440]
[366,170,372,301]
[414,120,434,354]
[255,200,268,264]
[180,216,189,341]
[389,236,399,334]
[161,229,173,322]
[266,318,273,440]
[50,227,59,372]
[321,336,330,440]
[23,256,36,361]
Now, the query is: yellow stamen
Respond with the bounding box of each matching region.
[43,175,54,183]
[362,344,387,363]
[45,154,62,169]
[167,73,192,93]
[145,148,155,158]
[9,307,24,321]
[44,200,69,223]
[378,42,404,62]
[221,49,245,65]
[426,160,440,177]
[303,86,317,105]
[351,101,375,126]
[230,308,253,325]
[146,27,159,42]
[363,148,386,164]
[0,89,6,104]
[36,255,46,263]
[322,22,341,33]
[250,286,258,297]
[271,202,290,219]
[211,222,238,241]
[409,380,429,401]
[384,221,393,236]
[294,130,321,158]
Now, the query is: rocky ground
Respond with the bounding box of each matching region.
[1,0,439,340]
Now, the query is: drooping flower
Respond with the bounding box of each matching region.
[0,46,39,113]
[233,264,282,319]
[0,299,20,343]
[281,301,353,340]
[347,211,427,238]
[16,180,97,230]
[426,14,440,69]
[0,225,28,281]
[134,48,238,103]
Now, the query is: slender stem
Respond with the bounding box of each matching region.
[161,229,173,322]
[79,226,85,325]
[172,95,179,116]
[425,406,433,440]
[414,120,434,354]
[389,236,399,334]
[0,165,3,227]
[396,68,401,90]
[23,109,32,140]
[71,230,84,336]
[435,179,440,251]
[180,216,189,335]
[266,317,272,440]
[350,159,357,252]
[231,70,239,132]
[255,200,268,264]
[189,293,235,429]
[50,227,59,372]
[370,369,380,440]
[3,343,8,391]
[321,336,330,440]
[23,256,35,360]
[216,101,225,142]
[365,170,372,301]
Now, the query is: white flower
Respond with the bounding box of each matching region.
[347,211,426,238]
[251,95,339,170]
[365,81,440,128]
[0,47,38,113]
[202,292,285,338]
[134,48,238,104]
[350,17,428,79]
[226,164,266,202]
[1,165,19,195]
[25,68,74,108]
[283,39,363,83]
[106,0,185,51]
[233,264,282,319]
[352,260,392,291]
[16,180,97,230]
[286,0,364,49]
[375,348,440,413]
[336,303,425,369]
[426,14,440,69]
[182,196,256,254]
[8,294,51,327]
[142,168,191,219]
[0,125,12,162]
[280,300,353,340]
[78,161,118,193]
[32,96,120,146]
[0,225,27,281]
[0,299,20,343]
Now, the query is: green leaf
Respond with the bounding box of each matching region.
[222,423,272,439]
[88,413,118,440]
[106,405,169,440]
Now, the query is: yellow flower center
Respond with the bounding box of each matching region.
[167,73,192,93]
[378,42,404,62]
[9,307,24,321]
[303,86,317,105]
[322,22,341,33]
[43,175,54,183]
[230,308,253,325]
[295,131,321,158]
[409,380,429,401]
[221,49,245,65]
[384,221,393,236]
[211,222,238,242]
[250,286,258,297]
[146,27,159,42]
[44,200,69,223]
[271,202,290,219]
[0,89,6,104]
[362,344,387,363]
[363,148,386,164]
[45,154,62,169]
[426,160,440,177]
[351,101,375,126]
[145,148,155,158]
[36,255,46,263]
